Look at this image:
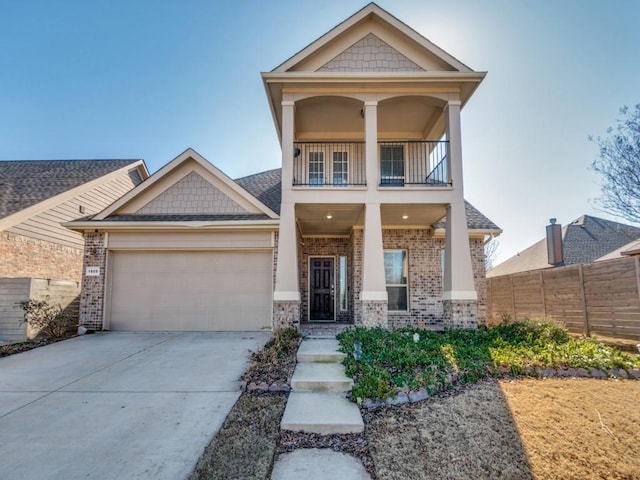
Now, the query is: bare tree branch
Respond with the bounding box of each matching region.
[590,104,640,223]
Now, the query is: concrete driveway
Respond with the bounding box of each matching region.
[0,331,269,480]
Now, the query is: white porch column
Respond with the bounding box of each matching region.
[360,203,388,328]
[443,100,477,328]
[361,203,387,299]
[364,100,378,189]
[273,100,300,329]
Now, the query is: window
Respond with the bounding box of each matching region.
[308,151,324,185]
[380,144,404,186]
[339,256,348,311]
[333,151,349,185]
[384,250,408,311]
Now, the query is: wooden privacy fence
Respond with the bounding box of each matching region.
[487,256,640,341]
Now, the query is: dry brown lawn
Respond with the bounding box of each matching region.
[367,378,640,480]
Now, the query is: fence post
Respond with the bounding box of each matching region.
[578,264,590,337]
[509,275,516,321]
[635,257,640,306]
[539,270,546,320]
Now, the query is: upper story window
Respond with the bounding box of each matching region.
[308,151,324,185]
[332,151,349,185]
[380,144,404,186]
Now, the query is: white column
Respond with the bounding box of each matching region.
[443,100,477,300]
[364,100,378,190]
[274,100,299,302]
[361,203,388,301]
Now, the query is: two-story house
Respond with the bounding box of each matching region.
[69,3,500,333]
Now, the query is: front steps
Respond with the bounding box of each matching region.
[281,338,364,435]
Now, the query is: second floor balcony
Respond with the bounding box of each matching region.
[292,140,450,188]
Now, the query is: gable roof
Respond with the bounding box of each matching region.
[0,159,144,221]
[488,215,640,278]
[234,168,499,232]
[92,148,278,221]
[272,3,472,73]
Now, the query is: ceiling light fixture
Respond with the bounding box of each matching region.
[402,215,409,220]
[326,214,333,219]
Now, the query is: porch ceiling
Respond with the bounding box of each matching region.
[294,95,445,140]
[295,203,447,236]
[296,203,364,235]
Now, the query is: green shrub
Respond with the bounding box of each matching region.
[18,298,73,339]
[338,320,640,401]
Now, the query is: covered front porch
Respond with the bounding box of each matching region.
[273,202,481,330]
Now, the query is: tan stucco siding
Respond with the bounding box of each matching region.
[7,169,142,249]
[135,171,248,215]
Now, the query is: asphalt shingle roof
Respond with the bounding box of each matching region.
[487,215,640,278]
[0,159,140,220]
[235,168,282,215]
[235,168,500,231]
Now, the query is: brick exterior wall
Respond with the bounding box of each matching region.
[78,232,107,330]
[0,231,83,281]
[470,238,488,326]
[136,171,247,215]
[297,229,488,329]
[272,300,300,331]
[383,229,444,328]
[318,33,424,72]
[443,300,478,329]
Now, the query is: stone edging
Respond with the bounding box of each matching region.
[243,381,291,393]
[361,367,640,410]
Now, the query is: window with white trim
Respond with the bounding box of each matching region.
[384,249,408,311]
[380,144,404,186]
[339,256,348,311]
[308,151,324,185]
[332,151,349,185]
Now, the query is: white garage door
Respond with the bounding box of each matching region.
[108,250,272,331]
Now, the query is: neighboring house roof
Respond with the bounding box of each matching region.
[234,168,500,232]
[0,159,144,220]
[488,215,640,278]
[595,238,640,261]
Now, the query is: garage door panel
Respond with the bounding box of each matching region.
[109,251,272,331]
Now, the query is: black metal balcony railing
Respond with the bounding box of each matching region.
[293,142,366,186]
[378,140,449,186]
[291,140,450,187]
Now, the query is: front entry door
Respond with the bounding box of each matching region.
[310,257,335,321]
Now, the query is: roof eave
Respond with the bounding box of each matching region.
[64,219,280,232]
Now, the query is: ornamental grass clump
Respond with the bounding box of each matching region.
[337,321,640,401]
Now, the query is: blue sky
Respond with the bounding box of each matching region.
[1,0,639,264]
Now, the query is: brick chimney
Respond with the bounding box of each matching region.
[546,218,564,266]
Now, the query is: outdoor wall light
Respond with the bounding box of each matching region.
[326,214,333,219]
[402,215,409,220]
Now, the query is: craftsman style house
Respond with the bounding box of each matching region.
[266,3,497,329]
[69,3,499,333]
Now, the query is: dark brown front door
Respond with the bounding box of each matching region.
[310,257,335,321]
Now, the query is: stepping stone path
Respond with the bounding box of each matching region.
[280,336,364,434]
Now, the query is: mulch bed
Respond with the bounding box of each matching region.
[0,336,72,358]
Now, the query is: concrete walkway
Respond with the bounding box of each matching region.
[0,331,269,480]
[281,337,364,434]
[271,448,371,480]
[276,335,370,479]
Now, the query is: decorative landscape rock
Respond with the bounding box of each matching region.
[409,388,429,403]
[385,392,409,406]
